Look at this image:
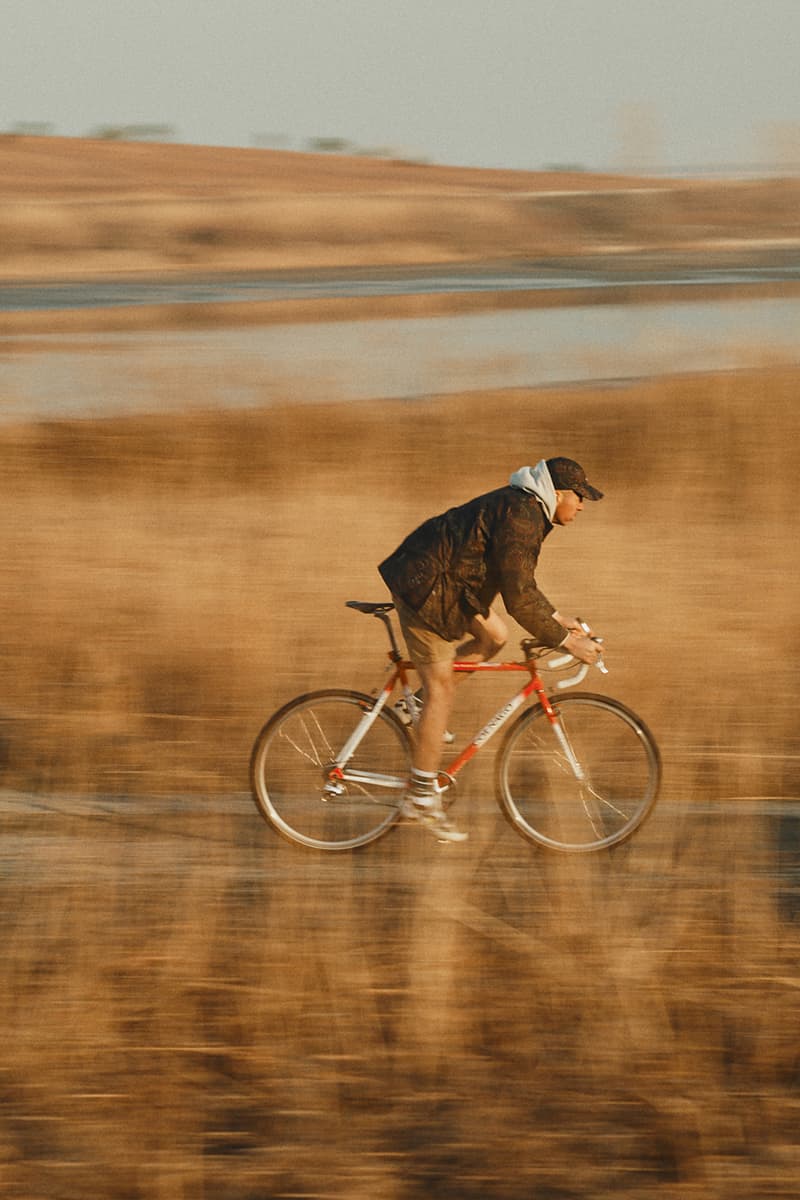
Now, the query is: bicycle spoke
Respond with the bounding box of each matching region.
[498,694,660,852]
[579,786,605,840]
[583,782,634,822]
[278,711,332,768]
[252,690,411,850]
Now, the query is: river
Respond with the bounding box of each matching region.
[2,291,800,421]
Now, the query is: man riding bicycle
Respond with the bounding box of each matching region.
[378,456,605,842]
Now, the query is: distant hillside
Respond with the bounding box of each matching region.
[0,135,660,199]
[1,136,799,281]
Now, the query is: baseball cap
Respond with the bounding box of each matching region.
[546,457,604,501]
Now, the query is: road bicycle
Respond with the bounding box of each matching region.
[250,600,661,852]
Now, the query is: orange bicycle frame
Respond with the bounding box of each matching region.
[327,653,566,791]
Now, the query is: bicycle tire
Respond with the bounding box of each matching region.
[496,692,660,852]
[250,689,411,850]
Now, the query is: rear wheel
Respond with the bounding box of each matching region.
[497,693,660,851]
[250,689,411,850]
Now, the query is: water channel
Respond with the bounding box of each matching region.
[2,292,800,422]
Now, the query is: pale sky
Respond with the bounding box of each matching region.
[3,0,800,172]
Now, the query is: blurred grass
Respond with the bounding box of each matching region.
[0,364,798,1197]
[3,139,800,278]
[0,364,797,797]
[3,180,800,279]
[0,798,798,1197]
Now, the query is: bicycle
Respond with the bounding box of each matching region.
[250,600,661,853]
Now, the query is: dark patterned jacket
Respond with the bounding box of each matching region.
[378,485,565,647]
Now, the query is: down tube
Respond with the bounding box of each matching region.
[445,679,538,777]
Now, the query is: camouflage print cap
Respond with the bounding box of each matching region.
[545,457,604,500]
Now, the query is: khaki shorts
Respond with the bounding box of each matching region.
[392,595,460,667]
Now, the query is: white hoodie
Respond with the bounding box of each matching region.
[509,460,556,523]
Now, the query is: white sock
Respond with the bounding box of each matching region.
[408,768,438,807]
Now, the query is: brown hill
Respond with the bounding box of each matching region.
[1,137,799,283]
[0,135,660,200]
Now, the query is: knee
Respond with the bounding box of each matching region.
[469,611,508,661]
[490,627,508,657]
[419,663,455,704]
[483,618,508,659]
[428,672,456,701]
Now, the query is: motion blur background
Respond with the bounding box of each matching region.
[1,3,799,1195]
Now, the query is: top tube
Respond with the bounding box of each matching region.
[345,600,593,686]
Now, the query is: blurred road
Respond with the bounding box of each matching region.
[1,789,797,917]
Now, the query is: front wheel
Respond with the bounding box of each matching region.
[496,693,660,852]
[250,689,412,850]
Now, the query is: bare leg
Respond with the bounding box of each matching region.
[413,610,508,775]
[454,609,508,664]
[401,609,508,842]
[404,659,468,841]
[413,660,456,775]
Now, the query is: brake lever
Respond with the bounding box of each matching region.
[577,617,609,675]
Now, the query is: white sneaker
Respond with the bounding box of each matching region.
[400,796,468,843]
[393,694,421,726]
[393,694,455,744]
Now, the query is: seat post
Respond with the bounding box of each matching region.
[375,610,402,662]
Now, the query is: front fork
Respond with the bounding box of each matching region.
[532,677,587,783]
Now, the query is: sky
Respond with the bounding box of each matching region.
[3,0,800,173]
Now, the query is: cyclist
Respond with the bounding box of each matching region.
[378,456,605,842]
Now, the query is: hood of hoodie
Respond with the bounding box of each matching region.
[509,461,556,522]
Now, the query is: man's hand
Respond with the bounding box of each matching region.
[561,630,605,665]
[553,611,597,638]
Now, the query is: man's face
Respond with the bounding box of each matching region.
[553,489,584,525]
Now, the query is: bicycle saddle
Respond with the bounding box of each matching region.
[345,600,395,615]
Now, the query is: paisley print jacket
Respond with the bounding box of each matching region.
[378,485,565,647]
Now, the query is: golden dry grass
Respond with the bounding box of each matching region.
[0,364,798,1197]
[2,136,800,281]
[2,131,799,1200]
[2,805,797,1199]
[1,364,798,797]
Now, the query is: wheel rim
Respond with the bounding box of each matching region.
[253,692,410,850]
[499,696,659,852]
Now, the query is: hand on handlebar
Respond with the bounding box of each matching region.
[553,611,589,634]
[561,631,605,666]
[553,611,602,639]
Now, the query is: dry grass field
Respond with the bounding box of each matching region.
[0,136,661,199]
[0,362,798,1197]
[0,366,798,799]
[0,133,798,1197]
[2,136,800,280]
